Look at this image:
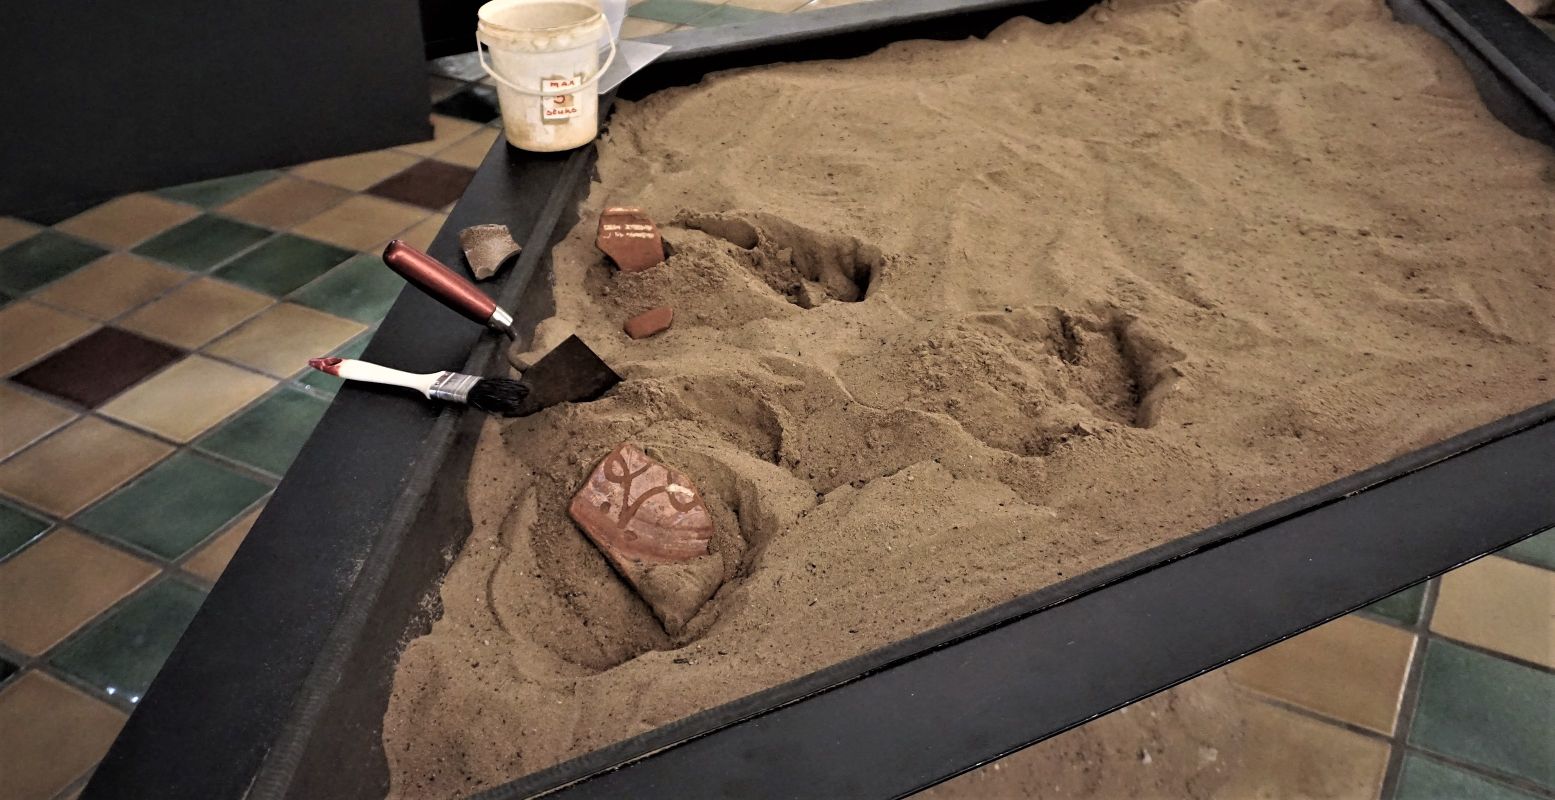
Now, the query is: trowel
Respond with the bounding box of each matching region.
[381,240,620,414]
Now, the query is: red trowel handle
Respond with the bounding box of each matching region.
[382,240,515,337]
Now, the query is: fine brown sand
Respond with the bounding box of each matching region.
[383,0,1553,794]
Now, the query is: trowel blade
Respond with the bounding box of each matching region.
[512,335,620,416]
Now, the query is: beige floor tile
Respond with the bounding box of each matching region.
[216,175,352,229]
[100,355,276,443]
[396,114,485,157]
[433,127,502,169]
[290,149,421,191]
[0,217,42,249]
[0,417,173,517]
[0,301,96,376]
[1225,615,1415,735]
[620,17,680,37]
[291,195,430,251]
[117,277,273,349]
[1212,700,1390,800]
[1432,555,1555,668]
[0,383,76,460]
[0,528,159,656]
[800,0,872,9]
[31,253,187,321]
[0,671,128,800]
[396,212,449,252]
[184,505,264,583]
[53,194,200,249]
[726,0,807,10]
[206,303,367,378]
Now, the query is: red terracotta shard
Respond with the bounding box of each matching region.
[624,306,673,339]
[596,206,665,272]
[569,443,722,633]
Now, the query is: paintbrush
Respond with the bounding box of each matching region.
[307,357,529,416]
[308,336,621,417]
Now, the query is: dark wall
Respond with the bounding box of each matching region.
[0,0,432,219]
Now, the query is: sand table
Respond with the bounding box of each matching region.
[383,0,1553,794]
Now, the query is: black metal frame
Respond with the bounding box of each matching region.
[85,0,1555,797]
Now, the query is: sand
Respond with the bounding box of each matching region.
[382,0,1554,794]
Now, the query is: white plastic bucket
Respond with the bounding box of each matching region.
[477,0,617,152]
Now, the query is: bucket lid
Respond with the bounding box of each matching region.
[478,0,604,34]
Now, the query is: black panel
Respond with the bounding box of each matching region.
[0,0,431,217]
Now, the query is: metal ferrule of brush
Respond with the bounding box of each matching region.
[428,372,481,404]
[488,307,515,336]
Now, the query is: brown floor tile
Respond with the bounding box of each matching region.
[53,194,201,249]
[0,671,127,800]
[291,195,429,251]
[216,176,352,230]
[395,114,484,157]
[100,355,276,443]
[0,383,76,460]
[396,213,449,252]
[433,126,502,169]
[367,160,477,210]
[0,528,159,656]
[620,17,680,37]
[205,303,367,378]
[1213,699,1390,800]
[184,504,264,583]
[1432,555,1555,668]
[118,277,273,349]
[31,253,187,321]
[11,328,184,409]
[0,302,96,376]
[0,417,173,517]
[290,149,422,191]
[1225,614,1415,735]
[0,217,43,249]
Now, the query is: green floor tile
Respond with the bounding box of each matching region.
[1409,639,1555,788]
[51,578,207,699]
[75,452,271,560]
[0,231,108,294]
[1499,527,1555,571]
[290,253,406,323]
[132,215,272,271]
[1360,582,1426,626]
[156,171,279,208]
[1396,753,1541,800]
[213,234,355,296]
[0,500,50,559]
[293,333,372,398]
[691,3,774,25]
[197,387,330,475]
[629,0,723,24]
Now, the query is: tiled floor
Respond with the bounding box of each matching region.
[2,3,1552,799]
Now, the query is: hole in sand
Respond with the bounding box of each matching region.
[679,211,880,308]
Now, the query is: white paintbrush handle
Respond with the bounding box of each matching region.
[308,357,483,404]
[330,359,442,398]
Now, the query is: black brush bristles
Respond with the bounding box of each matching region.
[467,378,530,416]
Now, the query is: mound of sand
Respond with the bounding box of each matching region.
[383,0,1552,794]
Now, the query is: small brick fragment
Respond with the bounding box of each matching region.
[624,306,673,339]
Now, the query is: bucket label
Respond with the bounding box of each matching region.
[542,74,584,123]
